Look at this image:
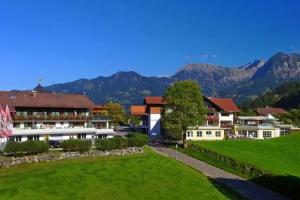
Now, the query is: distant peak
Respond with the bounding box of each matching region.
[239,59,265,70]
[112,71,141,76]
[176,63,220,73]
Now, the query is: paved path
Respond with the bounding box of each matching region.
[151,146,288,200]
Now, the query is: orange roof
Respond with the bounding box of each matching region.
[144,96,165,105]
[256,108,287,115]
[131,105,146,115]
[150,107,161,114]
[206,97,240,112]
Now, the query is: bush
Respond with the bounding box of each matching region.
[4,140,49,156]
[60,139,91,153]
[127,137,148,147]
[95,136,127,151]
[95,133,148,151]
[126,133,149,147]
[186,142,270,178]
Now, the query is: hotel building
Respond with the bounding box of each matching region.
[0,90,114,146]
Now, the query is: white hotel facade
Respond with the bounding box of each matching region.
[0,90,115,147]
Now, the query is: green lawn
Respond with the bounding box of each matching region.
[191,133,300,177]
[0,148,230,200]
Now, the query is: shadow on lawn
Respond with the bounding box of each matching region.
[211,175,300,200]
[209,178,249,200]
[251,174,300,200]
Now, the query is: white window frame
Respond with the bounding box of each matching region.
[263,131,272,138]
[197,131,202,137]
[215,131,221,137]
[206,131,212,137]
[187,131,193,137]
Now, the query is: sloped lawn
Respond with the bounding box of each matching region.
[186,133,300,199]
[0,148,229,200]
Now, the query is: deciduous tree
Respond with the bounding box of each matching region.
[162,80,207,143]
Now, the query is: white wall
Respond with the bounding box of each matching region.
[148,114,161,136]
[218,113,234,125]
[186,128,225,141]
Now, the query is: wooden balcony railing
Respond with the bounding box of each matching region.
[13,115,88,121]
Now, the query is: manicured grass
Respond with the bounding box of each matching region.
[0,148,229,200]
[185,133,300,199]
[191,133,300,177]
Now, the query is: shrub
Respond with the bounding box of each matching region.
[95,139,115,151]
[95,133,148,151]
[95,137,127,151]
[60,139,91,153]
[4,140,49,156]
[186,142,270,178]
[126,133,148,147]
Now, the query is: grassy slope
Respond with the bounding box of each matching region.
[0,148,229,200]
[192,133,300,177]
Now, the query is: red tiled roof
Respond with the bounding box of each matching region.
[256,108,288,115]
[0,91,95,111]
[150,107,161,114]
[144,96,165,105]
[131,105,147,115]
[206,97,240,112]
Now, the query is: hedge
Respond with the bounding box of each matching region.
[186,142,270,178]
[127,133,149,147]
[95,133,148,151]
[60,139,91,153]
[4,141,49,156]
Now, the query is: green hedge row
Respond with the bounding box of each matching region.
[60,139,91,153]
[95,133,148,151]
[186,142,270,178]
[4,141,49,156]
[186,142,300,199]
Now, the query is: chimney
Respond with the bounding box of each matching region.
[32,91,37,98]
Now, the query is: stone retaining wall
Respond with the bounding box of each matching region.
[0,147,143,168]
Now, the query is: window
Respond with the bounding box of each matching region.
[98,134,107,139]
[221,113,230,116]
[197,131,202,137]
[249,131,257,138]
[33,135,40,141]
[215,131,221,137]
[77,134,87,139]
[206,131,212,137]
[263,131,272,138]
[187,131,193,137]
[15,136,22,142]
[238,131,247,137]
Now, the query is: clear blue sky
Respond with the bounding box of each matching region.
[0,0,300,90]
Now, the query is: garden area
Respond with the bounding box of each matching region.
[182,133,300,199]
[0,148,232,200]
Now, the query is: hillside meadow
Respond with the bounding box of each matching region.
[0,148,231,200]
[185,133,300,199]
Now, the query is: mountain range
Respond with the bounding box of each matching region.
[41,52,300,109]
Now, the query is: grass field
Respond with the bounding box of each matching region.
[184,133,300,199]
[0,148,231,200]
[191,133,300,177]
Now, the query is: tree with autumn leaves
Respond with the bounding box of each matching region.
[99,102,126,128]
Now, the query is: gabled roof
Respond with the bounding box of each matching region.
[0,91,95,111]
[256,107,288,115]
[205,97,240,112]
[131,105,147,116]
[144,96,165,105]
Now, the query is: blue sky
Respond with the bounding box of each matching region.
[0,0,300,90]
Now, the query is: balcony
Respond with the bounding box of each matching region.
[13,115,88,122]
